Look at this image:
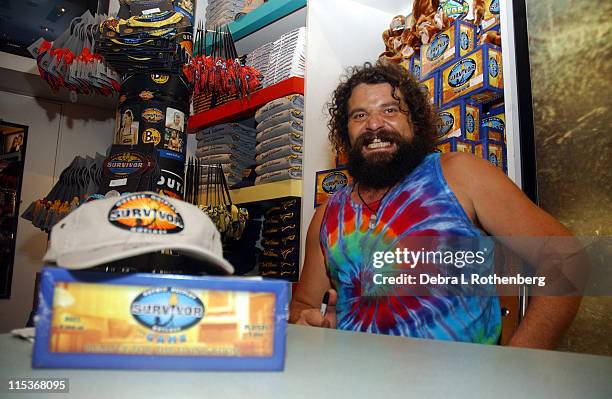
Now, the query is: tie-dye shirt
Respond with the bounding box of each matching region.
[320,152,501,343]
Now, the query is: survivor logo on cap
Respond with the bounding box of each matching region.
[108,193,184,234]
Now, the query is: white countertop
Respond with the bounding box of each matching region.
[1,324,611,398]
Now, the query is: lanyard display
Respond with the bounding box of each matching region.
[184,24,262,100]
[28,11,119,96]
[184,158,249,240]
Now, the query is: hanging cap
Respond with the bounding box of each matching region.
[43,192,234,275]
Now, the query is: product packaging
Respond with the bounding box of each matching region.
[33,267,289,371]
[314,168,352,208]
[441,43,503,105]
[482,0,501,31]
[420,72,440,106]
[474,139,506,172]
[480,102,505,142]
[420,19,477,78]
[411,55,422,80]
[435,137,474,154]
[436,101,482,142]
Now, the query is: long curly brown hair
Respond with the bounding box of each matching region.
[327,62,438,154]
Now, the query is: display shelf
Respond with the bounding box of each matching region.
[196,0,307,54]
[188,77,304,132]
[198,179,302,205]
[0,51,116,110]
[0,153,20,161]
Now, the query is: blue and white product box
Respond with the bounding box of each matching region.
[436,137,475,154]
[420,19,478,78]
[435,100,482,142]
[33,268,289,371]
[420,72,441,107]
[482,0,501,32]
[481,102,505,143]
[411,55,422,80]
[475,138,507,173]
[474,102,507,172]
[441,43,504,105]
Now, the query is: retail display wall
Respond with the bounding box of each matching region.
[189,1,307,281]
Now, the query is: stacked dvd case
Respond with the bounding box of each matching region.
[247,27,306,88]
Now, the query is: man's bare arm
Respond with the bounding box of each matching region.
[289,202,333,324]
[443,153,582,349]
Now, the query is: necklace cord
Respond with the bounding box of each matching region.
[356,183,393,215]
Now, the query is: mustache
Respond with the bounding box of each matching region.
[352,129,407,148]
[347,134,432,189]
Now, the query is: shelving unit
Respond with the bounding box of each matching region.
[191,2,306,281]
[0,152,20,161]
[196,0,307,55]
[0,51,116,110]
[230,179,302,204]
[196,179,301,205]
[188,77,304,132]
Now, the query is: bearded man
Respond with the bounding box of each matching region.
[290,62,581,349]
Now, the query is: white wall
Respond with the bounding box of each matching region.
[301,0,402,264]
[0,92,114,332]
[499,0,522,187]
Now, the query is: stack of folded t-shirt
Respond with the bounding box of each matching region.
[254,94,304,185]
[205,0,245,30]
[246,27,306,88]
[196,123,256,187]
[258,198,300,281]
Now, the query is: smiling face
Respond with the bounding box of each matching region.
[122,111,133,126]
[347,83,414,162]
[344,82,433,189]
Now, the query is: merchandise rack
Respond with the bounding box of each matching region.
[191,3,306,281]
[188,77,304,132]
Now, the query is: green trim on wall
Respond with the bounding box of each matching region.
[196,0,307,55]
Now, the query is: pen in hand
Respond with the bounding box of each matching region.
[320,291,330,317]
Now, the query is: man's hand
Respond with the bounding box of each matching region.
[295,289,337,328]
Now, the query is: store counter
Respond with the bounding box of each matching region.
[1,325,611,398]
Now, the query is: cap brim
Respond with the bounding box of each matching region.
[43,241,234,275]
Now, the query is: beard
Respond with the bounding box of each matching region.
[347,128,432,189]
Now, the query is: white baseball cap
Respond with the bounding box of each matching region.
[43,192,234,275]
